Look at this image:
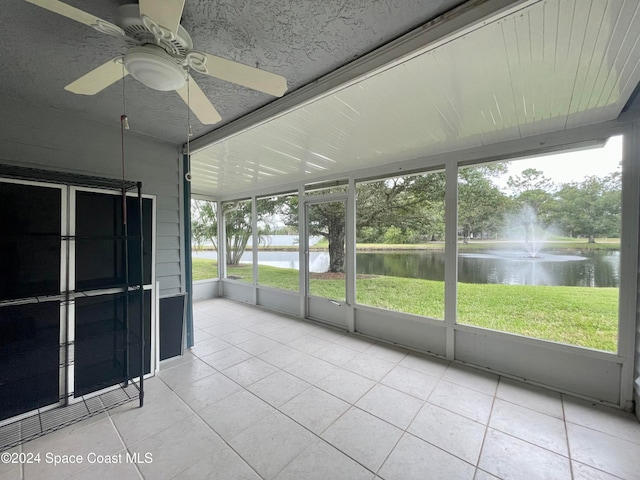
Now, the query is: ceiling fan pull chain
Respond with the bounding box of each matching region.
[121,61,129,224]
[185,69,192,182]
[121,60,129,131]
[187,70,193,138]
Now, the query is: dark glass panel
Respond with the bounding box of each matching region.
[74,290,151,397]
[75,191,124,290]
[159,295,185,361]
[0,183,61,300]
[127,197,153,286]
[0,302,60,421]
[75,192,152,290]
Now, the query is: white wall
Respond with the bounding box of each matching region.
[193,279,219,301]
[0,97,183,297]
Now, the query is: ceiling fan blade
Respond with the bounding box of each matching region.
[65,59,128,95]
[202,53,287,97]
[139,0,185,37]
[176,76,222,125]
[24,0,124,37]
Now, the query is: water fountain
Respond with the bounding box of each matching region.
[513,205,546,258]
[459,205,587,285]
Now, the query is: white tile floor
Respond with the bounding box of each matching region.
[4,297,640,480]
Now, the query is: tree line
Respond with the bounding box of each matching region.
[192,164,621,272]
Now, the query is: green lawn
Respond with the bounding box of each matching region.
[192,257,618,352]
[192,259,254,284]
[192,258,219,280]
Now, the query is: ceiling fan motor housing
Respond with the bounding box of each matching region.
[116,4,193,55]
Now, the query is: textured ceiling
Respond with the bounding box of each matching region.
[0,0,463,144]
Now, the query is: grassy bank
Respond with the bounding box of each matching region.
[354,238,620,252]
[192,258,618,352]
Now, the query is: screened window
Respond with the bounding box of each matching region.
[457,137,622,352]
[256,193,299,292]
[223,199,253,283]
[191,199,218,281]
[355,170,446,319]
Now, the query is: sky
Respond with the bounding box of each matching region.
[494,135,623,191]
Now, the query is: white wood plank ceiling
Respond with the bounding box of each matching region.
[191,0,640,197]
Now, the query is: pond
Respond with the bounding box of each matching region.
[193,248,620,287]
[356,250,620,287]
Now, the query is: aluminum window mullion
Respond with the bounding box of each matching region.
[298,185,307,318]
[444,161,458,361]
[252,195,258,304]
[346,178,356,332]
[618,126,640,410]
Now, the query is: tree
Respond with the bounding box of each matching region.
[281,174,446,273]
[224,199,283,265]
[224,201,253,265]
[310,201,346,272]
[458,165,508,242]
[356,173,447,244]
[191,198,279,266]
[355,175,445,244]
[191,199,217,251]
[551,173,621,242]
[278,195,347,273]
[507,168,554,217]
[507,168,553,197]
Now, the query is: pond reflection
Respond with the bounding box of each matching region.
[194,249,620,287]
[356,250,620,287]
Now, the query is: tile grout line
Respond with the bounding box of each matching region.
[167,312,388,478]
[199,347,380,477]
[197,300,630,479]
[561,394,576,480]
[242,332,473,476]
[58,406,147,480]
[106,412,145,480]
[369,363,433,478]
[105,399,176,479]
[191,315,401,478]
[152,373,267,480]
[166,351,392,479]
[199,298,633,475]
[196,303,467,477]
[483,388,577,460]
[474,376,500,479]
[560,399,634,480]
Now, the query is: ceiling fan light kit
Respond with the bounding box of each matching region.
[25,0,288,126]
[124,46,186,91]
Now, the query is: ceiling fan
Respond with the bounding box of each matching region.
[24,0,288,125]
